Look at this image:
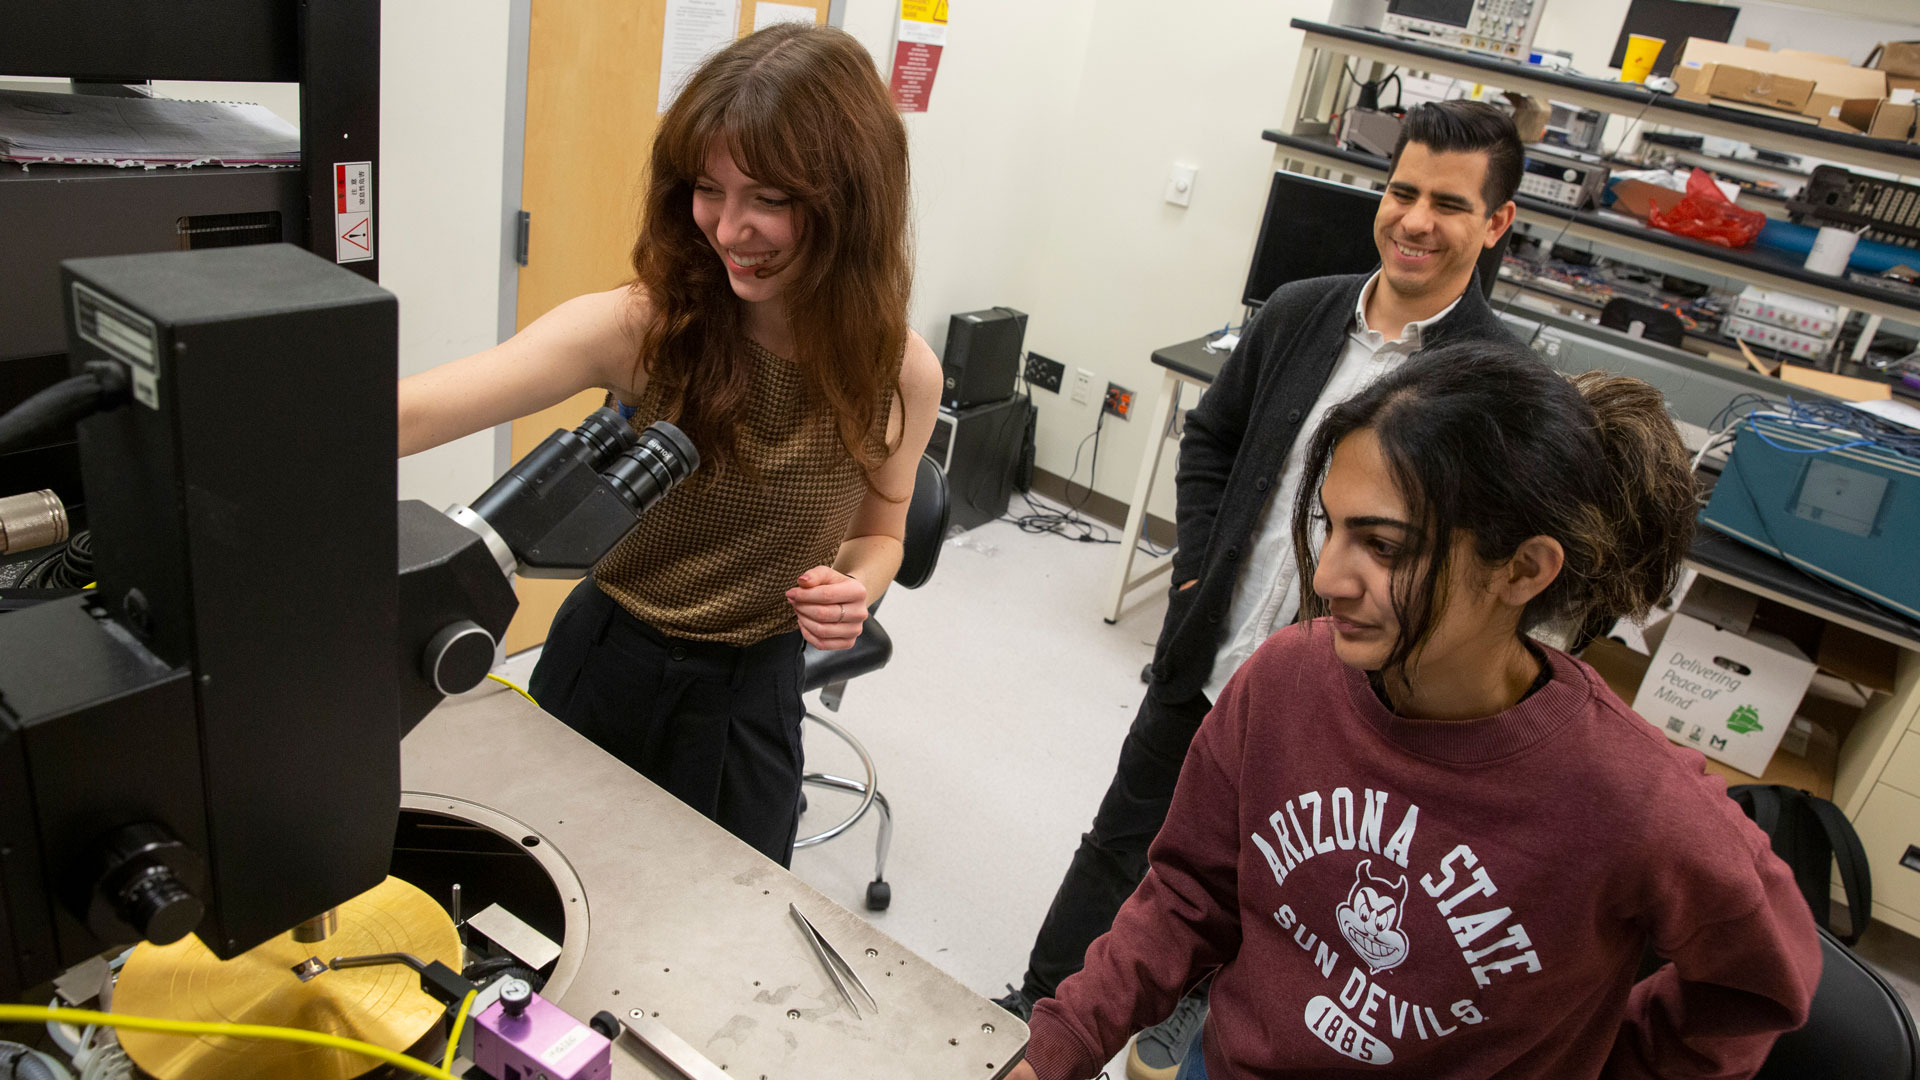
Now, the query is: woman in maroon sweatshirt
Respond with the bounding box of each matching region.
[1013,340,1821,1080]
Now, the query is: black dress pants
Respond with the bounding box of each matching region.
[528,580,807,866]
[1018,686,1213,1000]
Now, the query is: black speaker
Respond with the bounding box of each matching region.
[941,307,1027,409]
[926,396,1033,531]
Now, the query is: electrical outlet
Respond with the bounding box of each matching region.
[1071,367,1094,404]
[1104,382,1134,420]
[1025,352,1065,394]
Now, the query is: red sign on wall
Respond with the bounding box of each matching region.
[889,40,943,113]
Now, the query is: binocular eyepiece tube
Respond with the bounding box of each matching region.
[452,408,701,580]
[602,421,698,517]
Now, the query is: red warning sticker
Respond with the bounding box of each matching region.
[333,161,373,263]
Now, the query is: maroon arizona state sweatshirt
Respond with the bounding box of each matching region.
[1026,620,1820,1080]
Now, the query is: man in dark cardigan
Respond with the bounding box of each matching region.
[997,100,1525,1080]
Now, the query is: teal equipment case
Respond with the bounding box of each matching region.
[1701,416,1920,621]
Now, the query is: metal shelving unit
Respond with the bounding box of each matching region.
[1263,129,1920,327]
[1286,21,1920,176]
[1276,19,1920,328]
[0,0,378,506]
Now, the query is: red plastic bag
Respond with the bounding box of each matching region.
[1646,169,1765,248]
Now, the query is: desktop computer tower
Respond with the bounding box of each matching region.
[941,307,1027,409]
[926,395,1034,531]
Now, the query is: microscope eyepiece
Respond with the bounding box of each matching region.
[600,421,699,517]
[572,406,640,469]
[446,418,699,582]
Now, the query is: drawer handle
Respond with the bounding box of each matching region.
[1904,846,1920,874]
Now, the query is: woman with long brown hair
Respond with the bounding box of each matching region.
[398,23,940,865]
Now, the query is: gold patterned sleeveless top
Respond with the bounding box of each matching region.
[594,338,891,645]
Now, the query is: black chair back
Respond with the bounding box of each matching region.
[1599,298,1687,349]
[797,456,946,693]
[1756,924,1918,1080]
[893,455,949,591]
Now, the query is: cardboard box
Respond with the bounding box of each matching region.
[1583,634,1836,798]
[1699,715,1837,800]
[1709,64,1816,111]
[1679,574,1760,633]
[1838,97,1920,143]
[1779,49,1853,67]
[1583,636,1651,702]
[1776,361,1894,401]
[1633,612,1818,776]
[1803,92,1860,132]
[1607,178,1687,221]
[1673,61,1714,102]
[1679,38,1888,100]
[1816,623,1900,696]
[1873,40,1920,79]
[1677,38,1888,125]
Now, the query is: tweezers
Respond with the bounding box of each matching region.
[789,902,879,1017]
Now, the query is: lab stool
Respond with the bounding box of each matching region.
[793,455,949,911]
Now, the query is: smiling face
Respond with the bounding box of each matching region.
[1373,142,1512,309]
[690,138,799,308]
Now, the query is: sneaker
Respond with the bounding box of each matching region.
[1125,991,1208,1080]
[992,984,1037,1022]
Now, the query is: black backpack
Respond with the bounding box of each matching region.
[1728,784,1872,946]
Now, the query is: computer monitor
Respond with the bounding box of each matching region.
[1606,0,1740,80]
[1241,171,1509,309]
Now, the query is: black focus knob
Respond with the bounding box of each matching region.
[82,821,207,946]
[424,620,495,696]
[499,977,533,1018]
[121,864,204,945]
[589,1010,621,1040]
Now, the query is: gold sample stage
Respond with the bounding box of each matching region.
[113,876,460,1080]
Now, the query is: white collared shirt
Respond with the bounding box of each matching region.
[1200,272,1462,702]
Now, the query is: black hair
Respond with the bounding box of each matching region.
[1291,337,1696,676]
[1387,100,1523,214]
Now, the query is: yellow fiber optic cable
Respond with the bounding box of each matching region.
[486,672,538,705]
[0,1004,458,1080]
[443,989,478,1072]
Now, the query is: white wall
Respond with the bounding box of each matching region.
[1008,0,1323,522]
[842,0,1325,521]
[381,0,513,511]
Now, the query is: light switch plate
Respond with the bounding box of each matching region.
[1164,163,1197,207]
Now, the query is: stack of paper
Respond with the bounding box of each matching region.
[0,89,298,167]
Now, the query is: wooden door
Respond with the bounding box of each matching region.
[504,0,830,656]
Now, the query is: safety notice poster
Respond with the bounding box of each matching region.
[889,0,947,113]
[660,0,741,113]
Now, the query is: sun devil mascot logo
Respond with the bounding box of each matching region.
[1336,859,1411,974]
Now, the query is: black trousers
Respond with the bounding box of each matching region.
[528,580,807,866]
[1019,686,1213,1000]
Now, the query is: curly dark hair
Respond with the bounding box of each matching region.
[1291,338,1697,675]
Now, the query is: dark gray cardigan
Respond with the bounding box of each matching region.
[1146,270,1511,704]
